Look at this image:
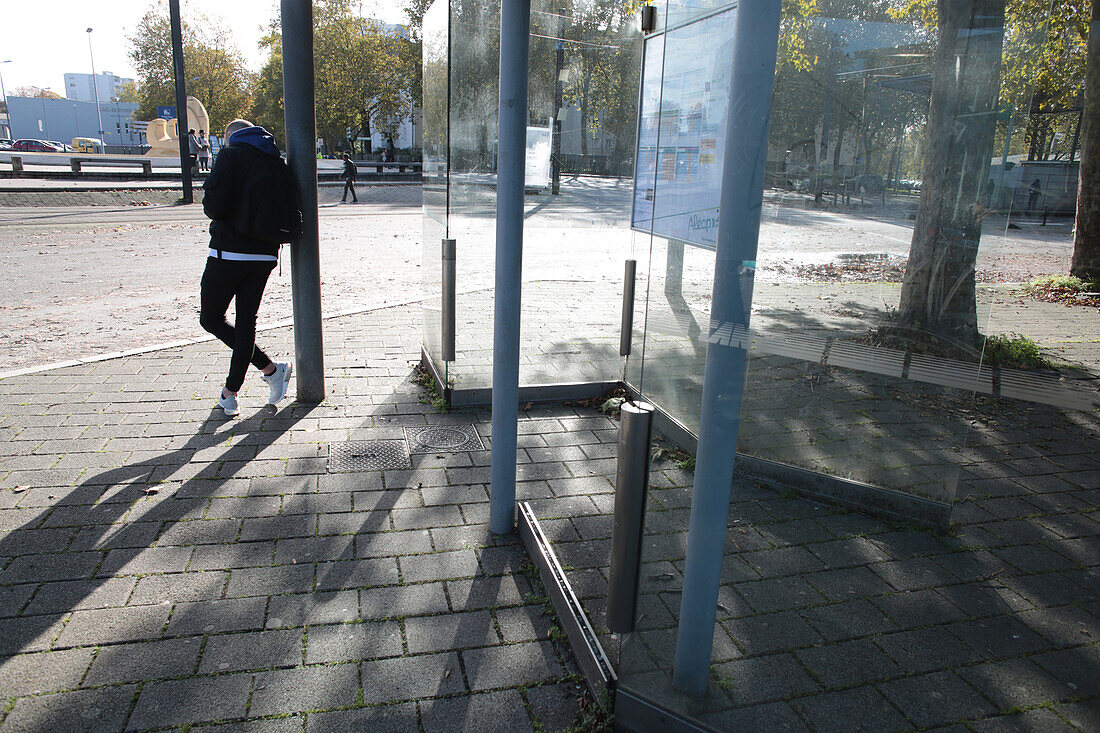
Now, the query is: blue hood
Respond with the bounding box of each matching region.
[229,126,280,157]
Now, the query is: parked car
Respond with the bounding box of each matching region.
[794,173,844,195]
[848,174,885,195]
[0,138,13,150]
[12,139,64,152]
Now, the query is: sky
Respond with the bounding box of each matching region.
[0,0,408,97]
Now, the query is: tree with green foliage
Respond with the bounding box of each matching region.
[112,81,141,104]
[126,1,254,136]
[254,0,417,153]
[12,86,62,99]
[556,0,641,161]
[1002,0,1089,161]
[251,24,287,146]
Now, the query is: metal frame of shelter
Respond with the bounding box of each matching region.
[418,0,791,728]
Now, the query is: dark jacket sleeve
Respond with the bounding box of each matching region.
[202,147,240,222]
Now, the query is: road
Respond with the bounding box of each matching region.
[0,196,424,371]
[0,177,1081,372]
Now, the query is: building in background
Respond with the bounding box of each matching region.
[5,96,142,152]
[63,71,134,104]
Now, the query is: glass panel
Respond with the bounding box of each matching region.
[446,0,501,392]
[421,0,450,375]
[518,0,642,388]
[739,9,1005,505]
[614,1,1068,727]
[425,0,642,394]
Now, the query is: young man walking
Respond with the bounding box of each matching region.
[341,152,358,203]
[200,122,294,416]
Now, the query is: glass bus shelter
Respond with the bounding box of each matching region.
[421,0,1097,727]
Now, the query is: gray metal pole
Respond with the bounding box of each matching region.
[281,0,325,403]
[620,259,636,356]
[606,400,654,633]
[442,238,456,362]
[85,30,105,150]
[168,0,192,203]
[672,0,782,695]
[489,0,531,536]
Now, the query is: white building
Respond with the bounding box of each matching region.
[64,71,134,104]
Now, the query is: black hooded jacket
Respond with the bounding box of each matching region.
[202,126,283,258]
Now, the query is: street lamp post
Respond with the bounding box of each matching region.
[86,28,105,151]
[0,60,12,139]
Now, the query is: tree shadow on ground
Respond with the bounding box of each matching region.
[538,397,1098,730]
[0,403,315,661]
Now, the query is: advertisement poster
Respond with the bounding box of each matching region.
[525,126,553,189]
[631,7,737,250]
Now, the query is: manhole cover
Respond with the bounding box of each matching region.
[328,440,411,472]
[404,425,485,454]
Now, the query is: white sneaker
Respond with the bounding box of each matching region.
[263,362,293,404]
[218,392,239,417]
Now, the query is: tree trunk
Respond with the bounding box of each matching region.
[1072,0,1100,280]
[580,66,591,158]
[831,107,847,206]
[897,0,1006,351]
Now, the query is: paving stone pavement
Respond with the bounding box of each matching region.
[0,303,594,732]
[1,294,1098,730]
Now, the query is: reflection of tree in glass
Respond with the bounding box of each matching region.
[252,0,418,154]
[898,0,1005,350]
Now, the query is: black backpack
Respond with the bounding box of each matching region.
[233,151,304,244]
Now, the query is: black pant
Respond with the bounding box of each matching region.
[343,178,357,201]
[199,257,276,392]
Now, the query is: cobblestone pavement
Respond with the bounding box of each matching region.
[2,298,1096,731]
[545,436,1100,731]
[0,304,598,732]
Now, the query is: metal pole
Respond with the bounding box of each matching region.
[606,401,654,633]
[551,34,564,195]
[282,0,325,403]
[998,115,1014,208]
[672,0,781,695]
[489,0,531,536]
[168,0,192,203]
[442,238,456,362]
[86,29,105,150]
[620,259,636,356]
[0,61,13,139]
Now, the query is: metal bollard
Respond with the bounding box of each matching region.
[442,238,456,362]
[620,259,636,356]
[606,400,655,633]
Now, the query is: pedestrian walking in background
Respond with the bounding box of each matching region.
[1028,178,1042,212]
[198,130,210,172]
[187,128,201,174]
[341,152,358,203]
[200,121,296,417]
